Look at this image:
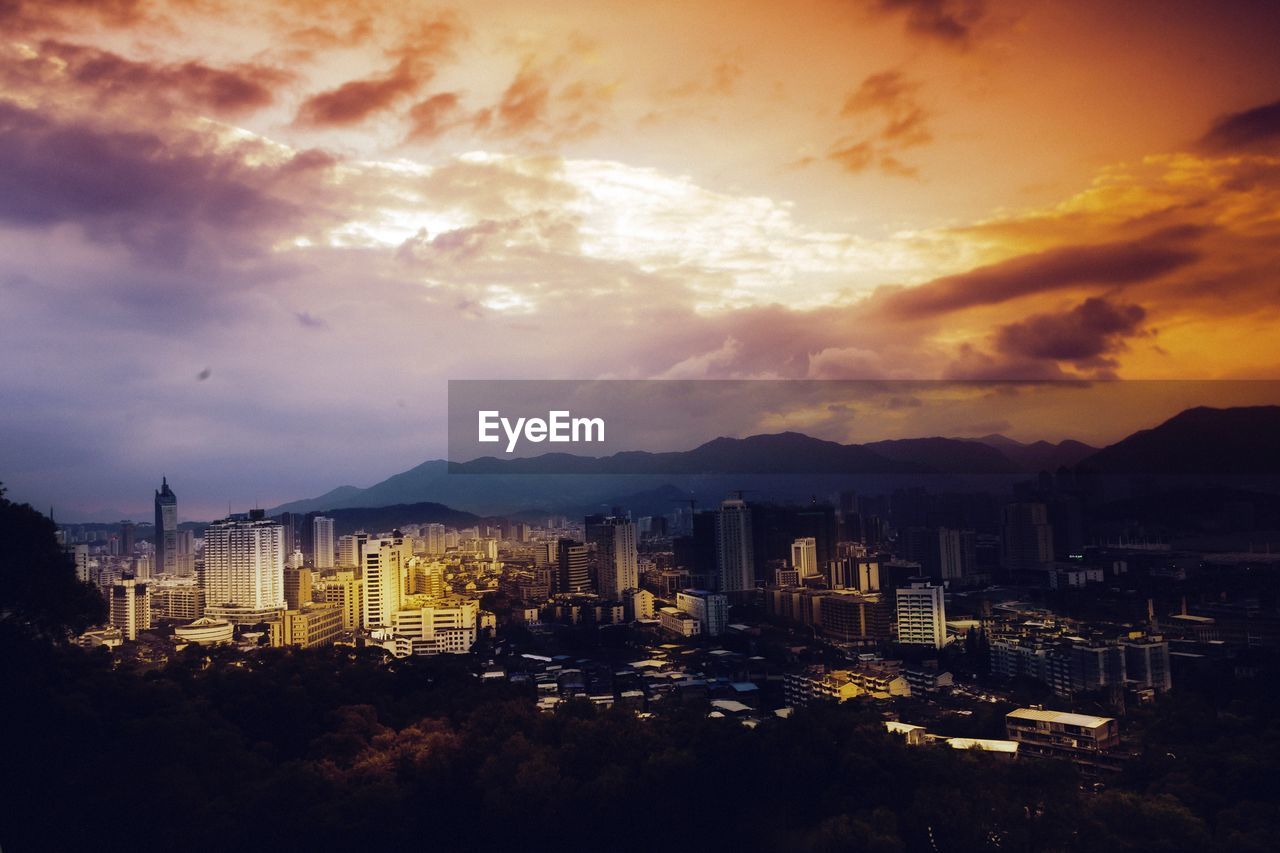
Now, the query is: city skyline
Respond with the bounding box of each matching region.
[2,0,1279,516]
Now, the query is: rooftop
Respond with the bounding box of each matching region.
[1007,708,1114,729]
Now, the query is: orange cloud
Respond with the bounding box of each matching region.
[21,40,291,117]
[829,70,932,176]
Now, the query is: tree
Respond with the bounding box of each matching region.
[0,484,105,639]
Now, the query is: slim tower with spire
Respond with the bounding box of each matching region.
[154,477,179,576]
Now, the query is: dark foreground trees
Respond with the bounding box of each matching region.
[3,631,1279,853]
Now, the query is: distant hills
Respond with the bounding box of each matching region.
[267,405,1280,518]
[1078,406,1280,475]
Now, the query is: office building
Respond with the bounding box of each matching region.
[314,571,363,630]
[283,566,312,610]
[791,537,818,579]
[387,598,478,655]
[268,602,344,649]
[153,477,178,576]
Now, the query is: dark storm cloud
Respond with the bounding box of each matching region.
[0,101,319,264]
[994,297,1147,364]
[879,226,1205,318]
[1198,98,1280,153]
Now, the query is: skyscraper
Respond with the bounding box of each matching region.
[119,520,136,556]
[202,512,285,621]
[153,477,177,576]
[556,539,590,594]
[715,495,754,596]
[791,536,818,579]
[1002,503,1053,572]
[312,516,335,569]
[284,566,312,610]
[586,515,638,597]
[362,536,413,629]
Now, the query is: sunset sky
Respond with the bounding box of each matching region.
[2,0,1279,519]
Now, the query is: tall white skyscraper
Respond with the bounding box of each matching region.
[203,514,285,612]
[715,496,754,595]
[896,581,947,649]
[791,537,818,578]
[362,536,413,628]
[312,516,335,569]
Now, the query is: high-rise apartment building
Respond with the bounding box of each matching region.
[312,516,335,569]
[1002,503,1053,572]
[586,516,638,597]
[896,581,947,649]
[423,523,447,555]
[110,576,151,641]
[362,536,413,628]
[202,512,285,620]
[556,539,590,594]
[337,532,370,568]
[715,496,754,596]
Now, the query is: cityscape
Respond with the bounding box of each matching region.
[3,0,1280,850]
[7,403,1280,850]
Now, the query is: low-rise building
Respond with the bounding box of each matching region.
[268,602,344,649]
[1005,708,1122,772]
[658,606,702,638]
[173,616,234,646]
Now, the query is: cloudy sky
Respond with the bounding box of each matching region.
[2,0,1279,519]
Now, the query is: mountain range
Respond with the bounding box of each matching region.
[267,406,1280,518]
